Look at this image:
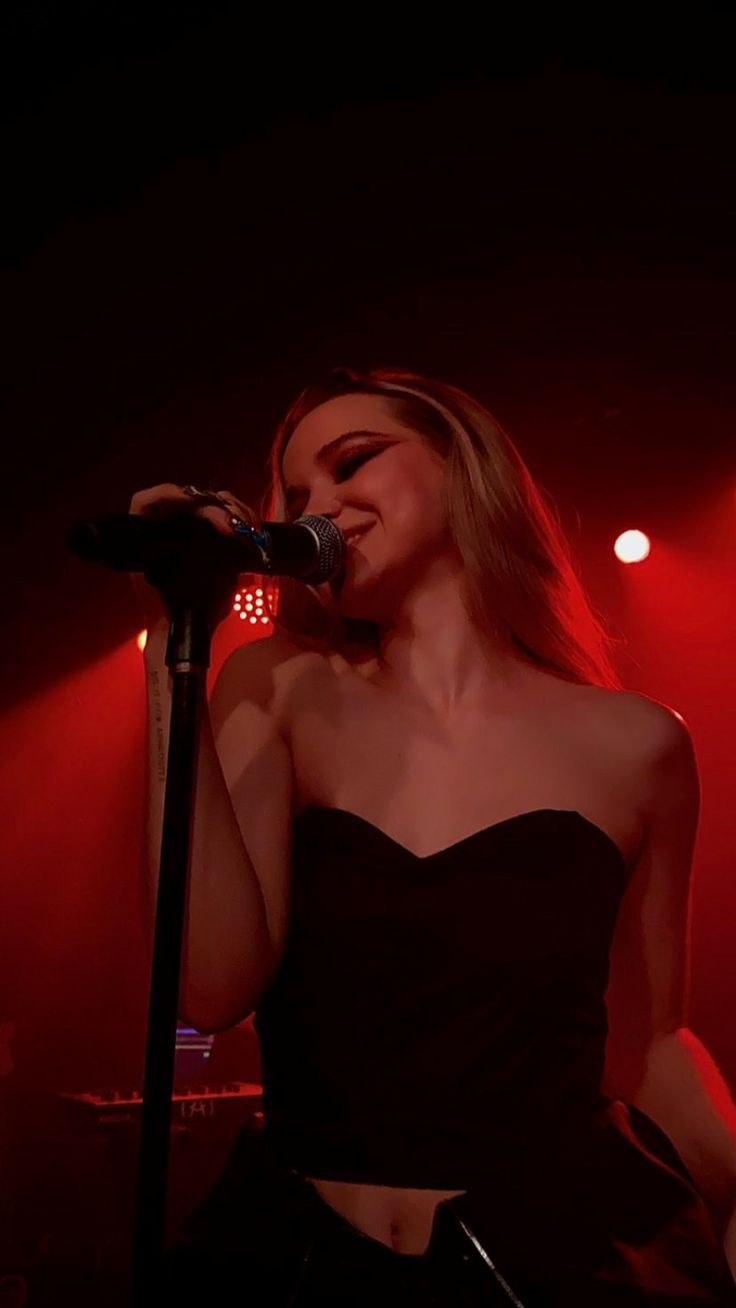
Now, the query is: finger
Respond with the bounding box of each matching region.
[129,483,199,515]
[212,491,259,526]
[181,486,235,510]
[192,504,240,535]
[128,485,258,531]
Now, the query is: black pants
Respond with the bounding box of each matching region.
[161,1121,736,1307]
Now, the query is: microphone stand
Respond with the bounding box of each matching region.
[130,597,219,1307]
[67,511,340,1304]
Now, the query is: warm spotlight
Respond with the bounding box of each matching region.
[136,630,148,652]
[614,530,650,564]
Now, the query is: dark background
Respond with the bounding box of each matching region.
[3,5,735,698]
[1,4,735,1295]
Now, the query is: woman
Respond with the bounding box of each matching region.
[135,367,736,1305]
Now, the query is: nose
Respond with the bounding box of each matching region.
[297,491,343,523]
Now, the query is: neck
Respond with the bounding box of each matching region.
[373,563,522,716]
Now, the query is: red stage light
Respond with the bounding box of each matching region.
[231,578,277,625]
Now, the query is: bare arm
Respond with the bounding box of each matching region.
[136,484,294,1033]
[142,624,296,1031]
[604,697,736,1245]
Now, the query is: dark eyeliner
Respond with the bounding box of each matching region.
[286,445,383,517]
[334,447,380,480]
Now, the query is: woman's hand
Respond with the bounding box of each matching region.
[127,483,260,632]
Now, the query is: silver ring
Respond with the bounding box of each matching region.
[182,485,229,507]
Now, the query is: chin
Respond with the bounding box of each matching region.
[329,574,384,624]
[333,594,380,623]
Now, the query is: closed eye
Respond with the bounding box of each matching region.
[285,445,385,518]
[334,448,381,481]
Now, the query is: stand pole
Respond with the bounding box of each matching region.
[130,603,212,1306]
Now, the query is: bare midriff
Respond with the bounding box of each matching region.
[301,1174,467,1254]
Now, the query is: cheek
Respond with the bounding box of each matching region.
[375,451,446,513]
[393,462,448,532]
[350,449,448,548]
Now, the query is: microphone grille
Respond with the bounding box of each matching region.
[295,515,346,584]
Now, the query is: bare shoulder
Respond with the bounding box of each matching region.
[211,631,326,718]
[595,685,694,760]
[549,677,695,786]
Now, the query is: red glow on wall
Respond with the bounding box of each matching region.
[0,644,151,1088]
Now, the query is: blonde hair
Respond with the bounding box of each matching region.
[257,366,623,689]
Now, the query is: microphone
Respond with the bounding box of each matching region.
[68,513,346,585]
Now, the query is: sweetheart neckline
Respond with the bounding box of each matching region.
[293,804,627,870]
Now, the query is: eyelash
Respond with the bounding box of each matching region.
[286,447,379,517]
[334,448,378,480]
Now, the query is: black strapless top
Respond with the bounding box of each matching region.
[253,805,736,1301]
[255,804,631,1185]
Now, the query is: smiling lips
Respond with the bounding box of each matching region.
[330,525,371,592]
[343,524,372,547]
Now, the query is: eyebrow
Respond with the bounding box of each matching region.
[282,429,394,503]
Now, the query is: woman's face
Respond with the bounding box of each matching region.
[281,392,455,621]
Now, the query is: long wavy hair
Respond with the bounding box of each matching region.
[258,366,623,689]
